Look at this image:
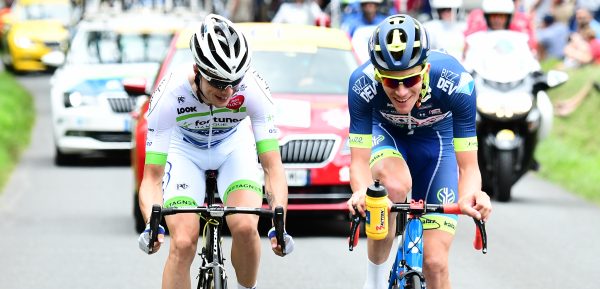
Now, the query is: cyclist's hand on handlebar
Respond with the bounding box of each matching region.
[347,191,367,217]
[458,191,492,222]
[138,223,165,254]
[268,227,295,257]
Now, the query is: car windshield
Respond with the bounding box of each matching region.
[165,47,357,95]
[68,29,173,64]
[15,3,71,23]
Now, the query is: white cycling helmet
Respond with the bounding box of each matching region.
[482,0,514,14]
[190,14,251,83]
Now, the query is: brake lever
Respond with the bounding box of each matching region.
[273,206,286,256]
[148,204,162,254]
[348,213,362,251]
[473,218,488,254]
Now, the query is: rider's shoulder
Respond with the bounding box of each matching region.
[240,68,273,103]
[428,51,468,75]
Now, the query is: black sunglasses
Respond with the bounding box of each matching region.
[207,77,243,90]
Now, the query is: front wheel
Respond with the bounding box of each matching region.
[405,274,423,289]
[198,266,226,289]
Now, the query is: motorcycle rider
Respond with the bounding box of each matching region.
[423,0,467,61]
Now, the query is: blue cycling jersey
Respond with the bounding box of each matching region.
[348,50,477,149]
[347,51,478,229]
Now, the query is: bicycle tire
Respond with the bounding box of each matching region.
[406,274,422,289]
[198,266,226,289]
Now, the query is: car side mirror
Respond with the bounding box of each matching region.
[123,78,148,96]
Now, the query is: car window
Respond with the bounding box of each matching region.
[68,29,172,64]
[14,3,71,24]
[252,48,357,95]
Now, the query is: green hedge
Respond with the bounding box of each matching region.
[0,72,35,191]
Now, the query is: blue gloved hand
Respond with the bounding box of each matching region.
[138,223,165,254]
[268,227,294,256]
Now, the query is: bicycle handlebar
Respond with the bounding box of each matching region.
[348,201,487,254]
[147,205,286,253]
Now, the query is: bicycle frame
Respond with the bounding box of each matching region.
[348,200,487,289]
[148,170,285,289]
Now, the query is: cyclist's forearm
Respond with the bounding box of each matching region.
[456,151,482,198]
[263,165,288,209]
[139,165,165,223]
[349,149,372,194]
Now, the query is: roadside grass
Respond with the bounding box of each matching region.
[535,63,600,204]
[0,72,35,191]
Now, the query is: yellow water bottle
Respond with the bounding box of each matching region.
[365,180,389,240]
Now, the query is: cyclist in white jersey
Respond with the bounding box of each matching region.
[137,14,294,289]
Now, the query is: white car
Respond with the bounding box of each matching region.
[48,11,200,165]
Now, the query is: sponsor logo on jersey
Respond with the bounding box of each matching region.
[436,68,461,95]
[436,187,456,204]
[177,106,197,114]
[352,75,378,103]
[226,95,245,110]
[176,183,189,190]
[455,72,475,95]
[379,111,450,127]
[177,96,185,104]
[372,135,385,146]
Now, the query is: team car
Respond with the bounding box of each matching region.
[127,23,360,232]
[0,0,76,73]
[48,11,201,165]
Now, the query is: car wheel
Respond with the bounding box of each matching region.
[54,147,78,166]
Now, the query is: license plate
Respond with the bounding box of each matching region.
[258,169,308,187]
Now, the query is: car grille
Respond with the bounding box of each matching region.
[280,137,338,165]
[108,98,137,113]
[44,41,61,49]
[67,131,131,142]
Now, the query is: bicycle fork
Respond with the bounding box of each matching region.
[197,217,227,289]
[389,218,426,289]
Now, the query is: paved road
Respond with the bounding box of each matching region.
[1,73,599,289]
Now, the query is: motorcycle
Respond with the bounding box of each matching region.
[463,30,568,202]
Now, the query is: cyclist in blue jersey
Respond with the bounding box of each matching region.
[136,14,294,289]
[346,14,492,289]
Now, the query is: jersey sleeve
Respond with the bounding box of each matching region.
[348,66,375,149]
[245,70,280,155]
[145,72,178,165]
[445,67,478,152]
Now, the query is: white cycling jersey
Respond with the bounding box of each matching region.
[145,65,280,205]
[145,66,280,165]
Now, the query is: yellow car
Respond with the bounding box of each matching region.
[0,0,73,73]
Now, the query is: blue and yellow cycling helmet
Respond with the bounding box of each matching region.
[368,14,430,71]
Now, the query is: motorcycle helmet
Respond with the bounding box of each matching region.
[481,0,514,30]
[430,0,463,21]
[368,14,430,71]
[190,14,251,83]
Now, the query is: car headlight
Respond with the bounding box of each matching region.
[15,36,34,49]
[477,91,533,118]
[63,91,97,107]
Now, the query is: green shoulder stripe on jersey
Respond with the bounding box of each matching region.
[256,139,279,154]
[176,107,247,122]
[145,151,168,165]
[223,180,263,204]
[164,196,198,208]
[370,148,403,168]
[454,137,478,152]
[349,133,372,148]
